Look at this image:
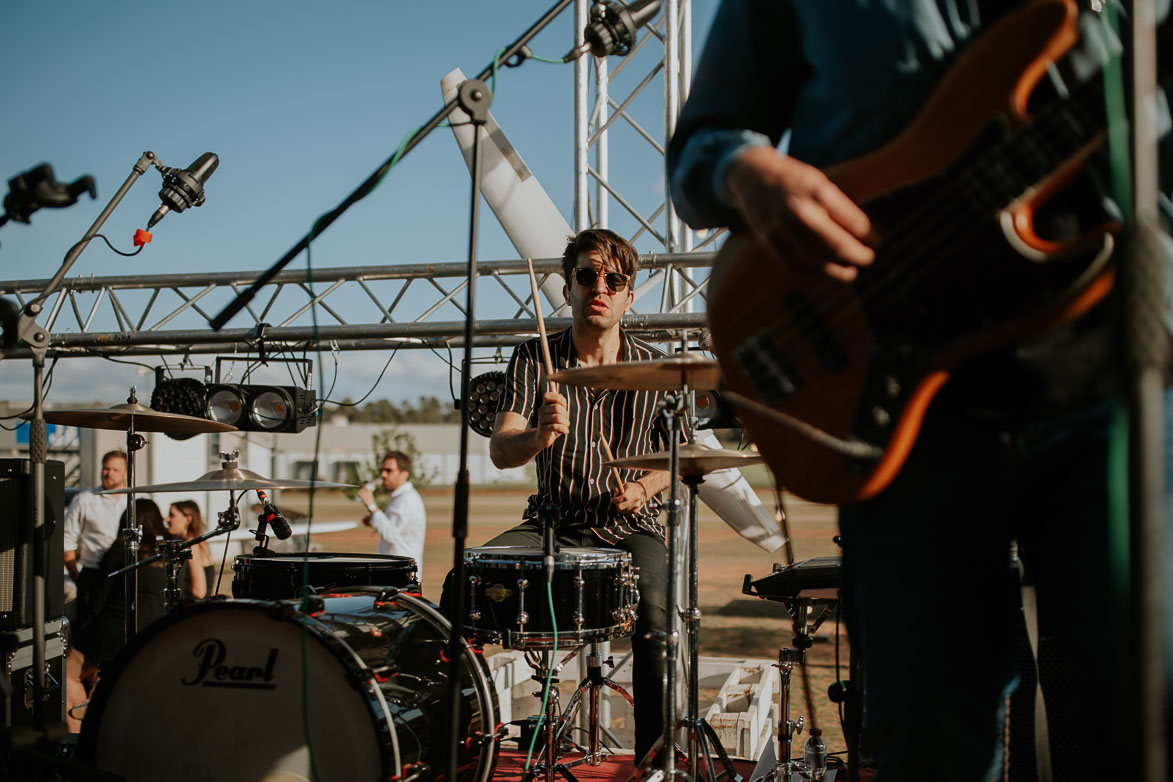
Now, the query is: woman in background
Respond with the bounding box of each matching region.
[167,500,216,598]
[66,498,171,731]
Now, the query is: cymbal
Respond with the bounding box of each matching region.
[605,443,763,476]
[34,403,236,434]
[548,356,721,391]
[98,466,353,494]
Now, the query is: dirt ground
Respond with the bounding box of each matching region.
[273,485,852,759]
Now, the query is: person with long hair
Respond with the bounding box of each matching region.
[65,498,171,732]
[167,500,216,598]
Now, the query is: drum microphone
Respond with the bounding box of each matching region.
[255,489,293,540]
[563,0,662,61]
[147,152,219,229]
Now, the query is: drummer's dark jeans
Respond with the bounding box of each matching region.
[441,523,669,762]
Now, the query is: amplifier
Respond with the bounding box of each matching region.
[0,459,65,630]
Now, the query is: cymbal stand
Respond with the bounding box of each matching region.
[110,492,242,614]
[680,472,742,782]
[756,596,837,782]
[634,389,687,782]
[120,387,146,643]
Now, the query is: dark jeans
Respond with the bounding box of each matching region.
[839,392,1173,782]
[442,523,669,761]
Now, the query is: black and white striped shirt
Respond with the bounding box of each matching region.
[499,328,670,543]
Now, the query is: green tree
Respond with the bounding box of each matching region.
[346,425,440,501]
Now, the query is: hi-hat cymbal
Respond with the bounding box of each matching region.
[33,403,236,434]
[549,356,722,391]
[605,443,763,476]
[98,466,353,494]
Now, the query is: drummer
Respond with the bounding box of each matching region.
[484,228,673,765]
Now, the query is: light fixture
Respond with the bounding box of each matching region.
[463,371,505,438]
[205,384,316,434]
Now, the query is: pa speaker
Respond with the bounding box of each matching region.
[0,459,65,631]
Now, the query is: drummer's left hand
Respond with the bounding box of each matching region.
[357,486,375,507]
[611,482,648,514]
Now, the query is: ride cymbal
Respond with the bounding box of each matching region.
[549,356,721,391]
[604,442,763,476]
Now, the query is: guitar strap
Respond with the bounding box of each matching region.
[1017,555,1054,782]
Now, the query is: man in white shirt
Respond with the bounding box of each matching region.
[356,450,426,582]
[64,449,130,622]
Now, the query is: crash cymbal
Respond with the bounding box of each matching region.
[34,403,236,434]
[98,466,353,494]
[548,356,721,391]
[605,442,763,476]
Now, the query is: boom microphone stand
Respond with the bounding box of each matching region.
[0,151,161,741]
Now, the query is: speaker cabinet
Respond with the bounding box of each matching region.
[0,459,65,631]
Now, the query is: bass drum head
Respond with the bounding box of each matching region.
[77,596,496,782]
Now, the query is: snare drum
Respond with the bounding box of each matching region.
[78,589,498,782]
[232,552,417,599]
[462,546,638,649]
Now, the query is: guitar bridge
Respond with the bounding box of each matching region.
[735,331,802,406]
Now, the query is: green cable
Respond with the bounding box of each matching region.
[524,581,560,772]
[1100,0,1133,630]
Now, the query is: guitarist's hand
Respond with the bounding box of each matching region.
[725,145,876,282]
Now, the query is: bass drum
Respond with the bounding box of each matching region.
[77,589,498,782]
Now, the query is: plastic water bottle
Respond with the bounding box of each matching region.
[803,728,826,779]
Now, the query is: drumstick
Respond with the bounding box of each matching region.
[597,432,626,492]
[526,257,555,379]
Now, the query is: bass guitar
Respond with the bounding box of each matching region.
[707,0,1118,504]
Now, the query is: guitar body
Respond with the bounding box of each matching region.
[707,0,1117,504]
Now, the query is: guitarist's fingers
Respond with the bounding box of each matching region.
[785,196,876,268]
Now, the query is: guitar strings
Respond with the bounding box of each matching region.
[734,70,1107,400]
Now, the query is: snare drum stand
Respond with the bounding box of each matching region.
[557,641,636,765]
[525,646,585,782]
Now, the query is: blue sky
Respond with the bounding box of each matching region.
[0,1,718,407]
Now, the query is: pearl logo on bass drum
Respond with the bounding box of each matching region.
[181,638,279,689]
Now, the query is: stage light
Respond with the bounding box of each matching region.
[151,377,209,440]
[205,384,316,434]
[206,386,245,427]
[463,371,505,438]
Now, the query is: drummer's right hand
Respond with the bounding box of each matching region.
[534,390,569,448]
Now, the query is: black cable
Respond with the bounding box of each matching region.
[66,233,144,258]
[100,354,156,372]
[0,356,60,428]
[321,348,399,408]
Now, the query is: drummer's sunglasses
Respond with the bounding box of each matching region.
[574,267,631,292]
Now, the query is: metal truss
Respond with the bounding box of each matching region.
[1,2,721,364]
[0,252,712,359]
[574,0,722,309]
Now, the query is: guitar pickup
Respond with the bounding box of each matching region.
[735,331,802,406]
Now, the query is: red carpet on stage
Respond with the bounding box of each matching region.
[492,750,760,782]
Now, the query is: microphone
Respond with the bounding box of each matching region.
[147,152,218,230]
[255,489,293,540]
[563,0,662,61]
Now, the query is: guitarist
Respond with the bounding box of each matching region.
[668,1,1172,780]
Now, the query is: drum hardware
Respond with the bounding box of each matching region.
[96,449,354,494]
[42,391,240,644]
[231,553,418,600]
[108,485,242,614]
[606,445,756,782]
[557,641,636,765]
[76,591,500,782]
[754,595,839,782]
